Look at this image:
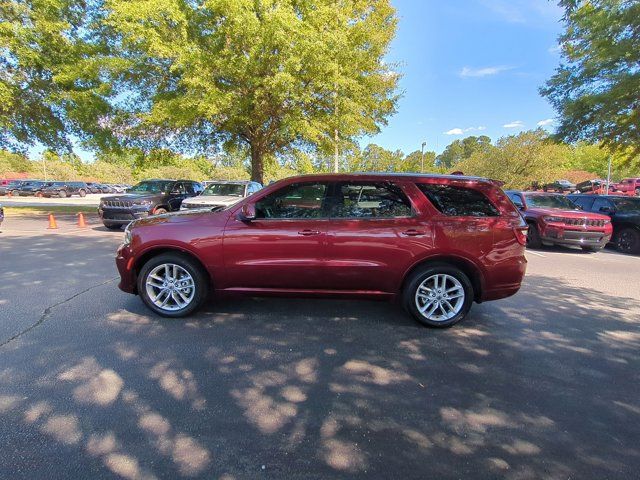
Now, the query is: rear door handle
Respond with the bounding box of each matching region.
[402,229,425,237]
[298,229,321,236]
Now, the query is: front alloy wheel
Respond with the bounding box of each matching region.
[404,264,473,328]
[138,253,208,317]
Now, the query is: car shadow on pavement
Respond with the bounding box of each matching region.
[1,258,639,478]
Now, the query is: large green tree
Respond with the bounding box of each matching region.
[456,130,568,189]
[100,0,400,184]
[436,135,491,169]
[0,0,113,153]
[541,0,640,156]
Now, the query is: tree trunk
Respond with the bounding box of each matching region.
[250,144,265,185]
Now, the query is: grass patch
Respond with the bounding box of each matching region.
[3,205,97,216]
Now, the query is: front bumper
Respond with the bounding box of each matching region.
[541,228,611,248]
[99,207,152,225]
[115,243,137,294]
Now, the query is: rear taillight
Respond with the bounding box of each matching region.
[513,227,528,246]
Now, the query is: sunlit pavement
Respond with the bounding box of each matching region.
[1,217,639,479]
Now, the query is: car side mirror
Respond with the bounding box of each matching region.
[238,203,256,222]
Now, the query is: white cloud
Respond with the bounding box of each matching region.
[444,126,487,135]
[479,0,526,23]
[460,65,514,78]
[537,118,555,127]
[503,120,524,129]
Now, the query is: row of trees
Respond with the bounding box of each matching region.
[2,130,637,189]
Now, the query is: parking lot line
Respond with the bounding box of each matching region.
[526,250,546,257]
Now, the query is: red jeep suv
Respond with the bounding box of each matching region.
[115,174,527,327]
[506,191,612,252]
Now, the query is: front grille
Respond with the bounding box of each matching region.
[563,217,605,227]
[103,200,134,208]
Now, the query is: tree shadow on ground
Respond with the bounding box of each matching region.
[1,250,639,478]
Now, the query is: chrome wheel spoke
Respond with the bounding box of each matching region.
[146,263,196,312]
[415,273,465,322]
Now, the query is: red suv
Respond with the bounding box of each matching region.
[115,174,527,327]
[506,191,612,252]
[613,178,640,196]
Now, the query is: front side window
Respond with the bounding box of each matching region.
[508,193,524,207]
[570,196,595,210]
[330,182,413,218]
[418,184,499,217]
[592,198,613,212]
[256,182,328,219]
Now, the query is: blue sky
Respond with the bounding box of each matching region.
[367,0,565,154]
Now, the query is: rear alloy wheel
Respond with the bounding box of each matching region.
[404,264,473,328]
[138,253,208,317]
[616,228,640,255]
[11,189,19,196]
[58,190,67,198]
[79,189,86,197]
[526,223,543,249]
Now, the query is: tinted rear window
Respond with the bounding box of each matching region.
[417,184,499,217]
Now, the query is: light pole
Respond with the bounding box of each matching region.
[420,141,426,173]
[605,155,612,194]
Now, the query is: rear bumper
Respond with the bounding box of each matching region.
[541,229,611,248]
[115,244,137,294]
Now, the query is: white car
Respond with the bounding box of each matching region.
[180,180,262,211]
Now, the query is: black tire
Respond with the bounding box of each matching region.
[616,228,640,255]
[153,207,168,215]
[137,252,209,318]
[526,223,543,249]
[103,223,122,230]
[79,189,86,197]
[403,263,474,328]
[59,190,67,198]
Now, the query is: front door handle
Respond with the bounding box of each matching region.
[298,229,321,236]
[402,229,425,237]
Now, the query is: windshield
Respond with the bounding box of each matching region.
[127,181,174,194]
[526,194,579,210]
[612,197,640,212]
[203,183,245,197]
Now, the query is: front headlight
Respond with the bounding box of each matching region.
[123,224,132,245]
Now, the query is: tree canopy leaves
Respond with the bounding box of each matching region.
[542,0,640,156]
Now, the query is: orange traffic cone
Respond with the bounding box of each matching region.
[47,213,58,230]
[77,212,87,228]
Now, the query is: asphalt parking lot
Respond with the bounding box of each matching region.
[1,215,639,479]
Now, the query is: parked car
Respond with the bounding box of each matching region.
[542,179,576,193]
[568,194,640,254]
[17,180,48,197]
[0,203,4,227]
[115,173,528,327]
[613,178,640,196]
[99,179,204,230]
[575,179,611,194]
[180,180,262,211]
[85,182,103,194]
[0,180,29,196]
[506,191,612,252]
[42,181,89,198]
[111,184,128,193]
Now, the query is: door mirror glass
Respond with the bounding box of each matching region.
[239,203,256,221]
